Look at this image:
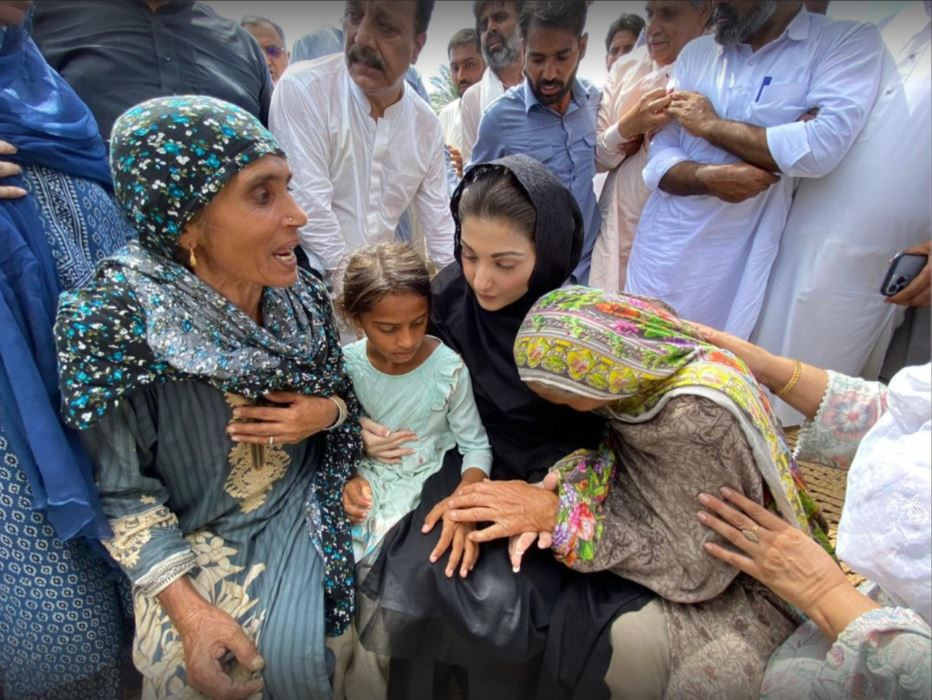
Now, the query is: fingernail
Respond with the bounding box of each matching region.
[421,524,429,533]
[231,436,241,442]
[429,554,437,563]
[512,565,520,573]
[233,410,241,418]
[720,486,733,497]
[698,493,710,505]
[697,511,708,521]
[250,655,265,671]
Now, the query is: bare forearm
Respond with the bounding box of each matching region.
[658,162,713,196]
[807,582,882,641]
[158,576,211,628]
[703,119,779,172]
[754,354,828,420]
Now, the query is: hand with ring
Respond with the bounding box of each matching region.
[697,486,878,640]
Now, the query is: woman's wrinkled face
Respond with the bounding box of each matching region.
[180,155,306,290]
[527,381,612,412]
[460,216,536,311]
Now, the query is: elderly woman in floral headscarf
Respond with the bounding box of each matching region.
[445,285,829,698]
[54,95,361,700]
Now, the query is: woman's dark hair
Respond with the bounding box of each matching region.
[457,167,537,241]
[339,242,431,321]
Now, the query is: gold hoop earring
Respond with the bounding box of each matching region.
[188,247,198,268]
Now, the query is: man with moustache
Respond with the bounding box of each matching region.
[470,0,600,284]
[460,0,525,163]
[439,28,485,177]
[627,0,883,339]
[269,0,453,296]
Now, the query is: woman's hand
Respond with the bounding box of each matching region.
[226,392,338,446]
[421,468,486,578]
[0,140,27,200]
[506,471,560,572]
[159,578,264,700]
[445,479,559,546]
[360,417,417,463]
[886,240,931,307]
[342,476,372,524]
[618,87,673,140]
[698,486,879,640]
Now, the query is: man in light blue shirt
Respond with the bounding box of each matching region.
[470,0,600,284]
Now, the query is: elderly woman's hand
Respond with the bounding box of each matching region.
[421,468,486,578]
[698,486,880,640]
[160,578,264,700]
[445,478,559,546]
[226,392,338,446]
[359,417,417,463]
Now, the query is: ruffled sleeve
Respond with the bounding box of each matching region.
[795,371,888,471]
[436,346,492,475]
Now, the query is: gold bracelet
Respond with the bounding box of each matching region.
[775,360,802,398]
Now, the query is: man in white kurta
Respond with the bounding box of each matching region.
[459,0,524,164]
[628,2,883,339]
[752,1,931,424]
[269,4,454,291]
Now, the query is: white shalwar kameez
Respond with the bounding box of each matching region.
[752,2,932,424]
[627,8,883,339]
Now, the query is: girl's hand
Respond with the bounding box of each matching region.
[226,392,338,445]
[697,487,878,640]
[360,417,417,463]
[342,476,372,524]
[422,468,486,578]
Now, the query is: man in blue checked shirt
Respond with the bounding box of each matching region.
[470,0,600,285]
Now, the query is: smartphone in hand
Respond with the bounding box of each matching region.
[880,252,928,296]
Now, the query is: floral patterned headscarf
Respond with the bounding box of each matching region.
[54,96,361,635]
[109,95,283,258]
[514,286,829,560]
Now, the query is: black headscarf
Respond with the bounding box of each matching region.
[430,155,604,480]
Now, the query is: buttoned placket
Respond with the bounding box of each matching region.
[149,10,183,95]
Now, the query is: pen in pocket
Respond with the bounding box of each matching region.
[755,76,773,102]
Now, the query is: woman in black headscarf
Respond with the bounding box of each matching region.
[353,156,649,699]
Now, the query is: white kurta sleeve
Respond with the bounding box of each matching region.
[766,22,884,178]
[269,72,347,273]
[414,121,456,269]
[459,83,481,165]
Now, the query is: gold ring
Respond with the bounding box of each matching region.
[742,526,760,544]
[268,435,275,446]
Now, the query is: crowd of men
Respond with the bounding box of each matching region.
[22,0,932,421]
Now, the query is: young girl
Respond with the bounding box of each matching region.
[339,242,492,573]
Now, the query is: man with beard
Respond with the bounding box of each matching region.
[627,0,883,339]
[439,28,486,178]
[460,0,526,163]
[269,0,453,297]
[470,0,600,284]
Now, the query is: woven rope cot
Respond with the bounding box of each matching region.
[784,427,865,585]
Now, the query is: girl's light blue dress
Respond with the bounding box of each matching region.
[343,338,492,561]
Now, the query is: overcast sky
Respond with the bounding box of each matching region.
[207,0,911,90]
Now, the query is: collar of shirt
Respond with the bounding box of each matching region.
[521,77,591,115]
[346,64,409,121]
[721,5,811,60]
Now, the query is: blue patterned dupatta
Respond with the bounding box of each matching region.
[0,19,117,539]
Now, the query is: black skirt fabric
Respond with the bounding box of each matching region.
[358,453,651,699]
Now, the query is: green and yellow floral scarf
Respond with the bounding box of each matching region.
[514,286,830,565]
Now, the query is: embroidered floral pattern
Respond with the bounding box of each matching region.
[103,506,179,568]
[132,531,266,699]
